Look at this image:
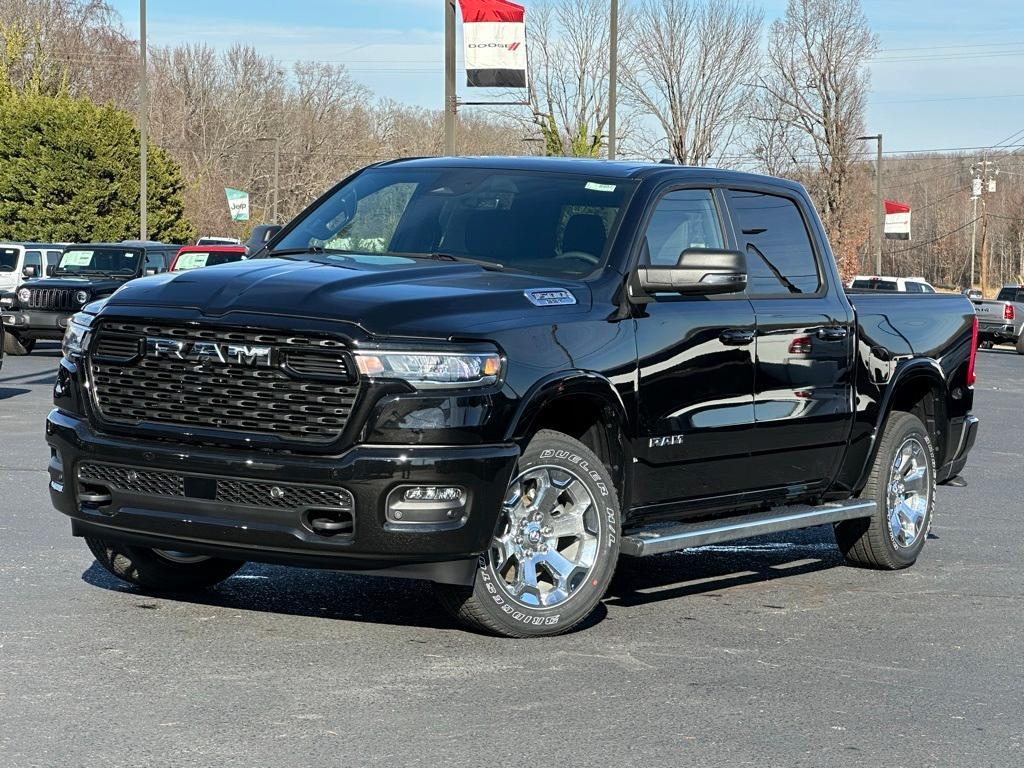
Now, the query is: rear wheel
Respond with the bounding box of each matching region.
[86,537,244,591]
[835,412,935,569]
[437,429,621,637]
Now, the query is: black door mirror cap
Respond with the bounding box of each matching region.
[632,248,747,298]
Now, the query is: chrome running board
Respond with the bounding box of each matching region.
[620,500,876,557]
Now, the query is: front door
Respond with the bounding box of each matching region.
[632,188,757,508]
[725,188,855,492]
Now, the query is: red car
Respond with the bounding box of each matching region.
[169,245,246,272]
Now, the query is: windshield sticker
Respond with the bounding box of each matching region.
[60,251,94,267]
[174,253,210,270]
[585,182,616,192]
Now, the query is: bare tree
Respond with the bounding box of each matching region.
[757,0,878,270]
[521,0,613,157]
[621,0,762,165]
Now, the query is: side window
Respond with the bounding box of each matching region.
[643,189,724,266]
[144,250,167,272]
[905,282,923,293]
[24,250,43,273]
[728,190,821,297]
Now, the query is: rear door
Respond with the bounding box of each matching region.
[633,187,758,507]
[725,188,855,492]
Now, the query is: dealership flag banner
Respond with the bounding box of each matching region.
[225,188,250,222]
[459,0,527,88]
[884,200,911,240]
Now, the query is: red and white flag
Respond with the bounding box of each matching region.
[884,200,911,240]
[459,0,527,88]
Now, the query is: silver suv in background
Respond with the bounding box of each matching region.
[972,285,1024,354]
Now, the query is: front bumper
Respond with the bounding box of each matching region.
[3,309,70,339]
[46,410,519,585]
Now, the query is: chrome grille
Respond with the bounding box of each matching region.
[77,462,353,511]
[25,288,75,311]
[87,321,359,445]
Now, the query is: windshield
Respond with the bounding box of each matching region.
[0,247,18,273]
[271,167,638,278]
[172,251,245,271]
[57,248,141,275]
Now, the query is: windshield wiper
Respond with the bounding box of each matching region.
[267,246,360,259]
[745,242,801,295]
[392,252,505,272]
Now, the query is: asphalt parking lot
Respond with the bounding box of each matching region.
[1,344,1021,768]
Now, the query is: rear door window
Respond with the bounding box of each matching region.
[728,190,821,297]
[0,247,18,273]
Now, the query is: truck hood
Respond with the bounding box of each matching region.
[100,257,593,338]
[19,275,131,294]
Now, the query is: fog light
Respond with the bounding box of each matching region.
[386,485,468,527]
[403,486,464,502]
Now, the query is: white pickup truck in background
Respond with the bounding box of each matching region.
[972,285,1024,354]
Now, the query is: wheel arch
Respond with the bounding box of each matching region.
[505,371,633,506]
[853,358,949,493]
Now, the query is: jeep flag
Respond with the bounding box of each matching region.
[884,200,911,240]
[459,0,527,88]
[225,188,250,222]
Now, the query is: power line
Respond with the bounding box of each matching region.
[888,218,980,254]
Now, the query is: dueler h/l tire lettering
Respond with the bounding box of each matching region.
[436,430,622,638]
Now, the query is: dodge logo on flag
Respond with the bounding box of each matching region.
[884,200,911,241]
[459,0,528,88]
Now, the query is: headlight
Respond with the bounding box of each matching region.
[354,350,502,389]
[74,290,90,305]
[62,313,93,357]
[17,287,30,303]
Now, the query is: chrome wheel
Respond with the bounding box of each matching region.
[488,465,601,609]
[886,437,931,548]
[152,550,212,564]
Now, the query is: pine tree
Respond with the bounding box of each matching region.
[0,87,195,243]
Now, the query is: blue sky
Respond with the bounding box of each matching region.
[111,0,1024,155]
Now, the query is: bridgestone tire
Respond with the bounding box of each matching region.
[834,412,935,570]
[86,537,244,591]
[436,430,621,638]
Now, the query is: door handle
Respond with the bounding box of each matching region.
[719,329,756,346]
[816,326,848,342]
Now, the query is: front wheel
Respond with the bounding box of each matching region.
[86,538,244,591]
[834,412,935,569]
[437,429,621,637]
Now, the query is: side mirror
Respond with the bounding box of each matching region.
[144,268,158,276]
[634,248,747,298]
[22,265,37,278]
[45,264,56,277]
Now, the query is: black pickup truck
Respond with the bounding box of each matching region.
[46,158,979,637]
[3,241,178,354]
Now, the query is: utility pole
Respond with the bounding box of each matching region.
[971,157,999,295]
[139,0,148,241]
[443,0,457,156]
[257,137,281,224]
[607,0,618,160]
[857,134,883,273]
